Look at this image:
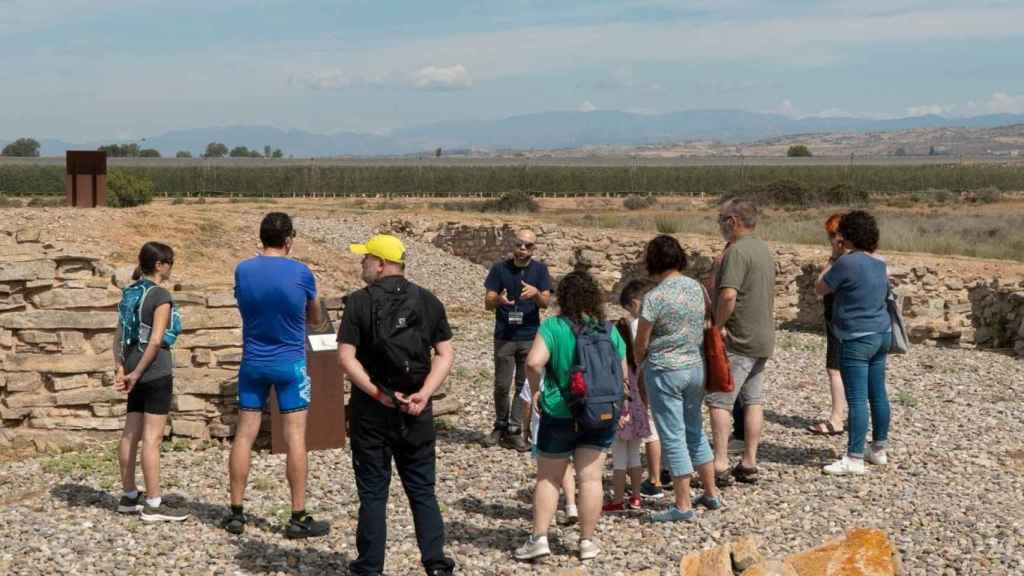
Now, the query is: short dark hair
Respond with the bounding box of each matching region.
[644,235,688,276]
[556,271,606,324]
[837,209,879,252]
[260,212,294,248]
[619,278,654,308]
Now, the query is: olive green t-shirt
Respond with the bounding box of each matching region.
[538,316,627,418]
[715,235,776,358]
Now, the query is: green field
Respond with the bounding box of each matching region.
[1,162,1022,198]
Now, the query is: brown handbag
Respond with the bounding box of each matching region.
[702,285,735,394]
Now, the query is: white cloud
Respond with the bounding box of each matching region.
[299,64,472,92]
[578,100,598,113]
[285,3,1024,85]
[905,104,952,117]
[775,99,799,118]
[303,69,362,90]
[409,64,473,91]
[965,92,1024,115]
[592,66,663,92]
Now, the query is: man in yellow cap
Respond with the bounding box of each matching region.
[338,234,456,576]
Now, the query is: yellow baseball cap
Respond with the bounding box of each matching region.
[349,234,405,263]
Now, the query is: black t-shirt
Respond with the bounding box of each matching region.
[484,259,552,341]
[338,276,451,396]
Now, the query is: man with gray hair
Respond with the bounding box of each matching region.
[706,199,776,486]
[483,228,552,451]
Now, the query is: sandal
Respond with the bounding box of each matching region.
[732,463,759,484]
[713,468,734,487]
[807,420,844,436]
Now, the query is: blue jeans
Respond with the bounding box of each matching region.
[645,364,713,477]
[839,332,892,458]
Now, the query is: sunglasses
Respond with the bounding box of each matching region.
[718,215,733,224]
[515,241,535,249]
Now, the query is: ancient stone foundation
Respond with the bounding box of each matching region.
[415,220,1024,354]
[0,228,346,449]
[2,221,1022,451]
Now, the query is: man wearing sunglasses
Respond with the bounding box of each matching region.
[483,229,552,451]
[707,200,776,487]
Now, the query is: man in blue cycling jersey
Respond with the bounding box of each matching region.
[222,212,328,539]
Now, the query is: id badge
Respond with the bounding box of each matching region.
[507,311,525,326]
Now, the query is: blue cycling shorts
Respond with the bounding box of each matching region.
[238,360,311,413]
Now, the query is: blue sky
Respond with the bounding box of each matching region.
[2,0,1024,141]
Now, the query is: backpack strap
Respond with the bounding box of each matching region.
[135,281,157,350]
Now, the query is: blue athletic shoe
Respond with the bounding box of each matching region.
[649,506,696,523]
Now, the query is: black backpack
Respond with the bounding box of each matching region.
[561,317,625,432]
[367,281,431,393]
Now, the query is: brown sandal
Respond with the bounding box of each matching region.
[807,420,844,436]
[732,463,759,484]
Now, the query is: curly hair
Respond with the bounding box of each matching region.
[824,213,843,237]
[556,271,606,323]
[837,210,879,252]
[644,234,688,276]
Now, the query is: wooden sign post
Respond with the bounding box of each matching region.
[65,151,107,208]
[269,333,346,453]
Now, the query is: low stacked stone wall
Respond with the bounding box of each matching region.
[0,228,345,448]
[411,219,1024,355]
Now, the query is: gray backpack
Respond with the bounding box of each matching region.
[561,317,625,432]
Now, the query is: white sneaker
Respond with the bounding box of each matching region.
[514,535,550,561]
[579,539,600,561]
[565,504,579,525]
[865,445,888,466]
[823,456,865,475]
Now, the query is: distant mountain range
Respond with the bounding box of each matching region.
[6,109,1024,157]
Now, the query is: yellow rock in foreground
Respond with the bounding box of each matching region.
[785,528,901,576]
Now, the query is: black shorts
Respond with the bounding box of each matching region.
[126,375,173,415]
[825,324,841,371]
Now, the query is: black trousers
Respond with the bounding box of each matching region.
[732,399,745,440]
[349,392,454,576]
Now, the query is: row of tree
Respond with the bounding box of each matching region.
[201,143,284,159]
[102,142,286,159]
[2,138,41,157]
[98,143,161,157]
[0,137,286,159]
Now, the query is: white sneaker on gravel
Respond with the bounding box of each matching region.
[823,456,866,475]
[514,535,550,561]
[865,446,888,466]
[565,504,579,525]
[579,539,600,561]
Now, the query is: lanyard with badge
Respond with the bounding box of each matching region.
[507,264,525,326]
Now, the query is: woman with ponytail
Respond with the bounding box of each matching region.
[114,242,189,522]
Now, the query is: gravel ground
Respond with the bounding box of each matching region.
[1,216,1023,575]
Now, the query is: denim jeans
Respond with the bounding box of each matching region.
[645,364,714,477]
[839,332,892,458]
[349,392,454,576]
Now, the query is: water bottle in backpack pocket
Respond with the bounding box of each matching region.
[562,317,625,432]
